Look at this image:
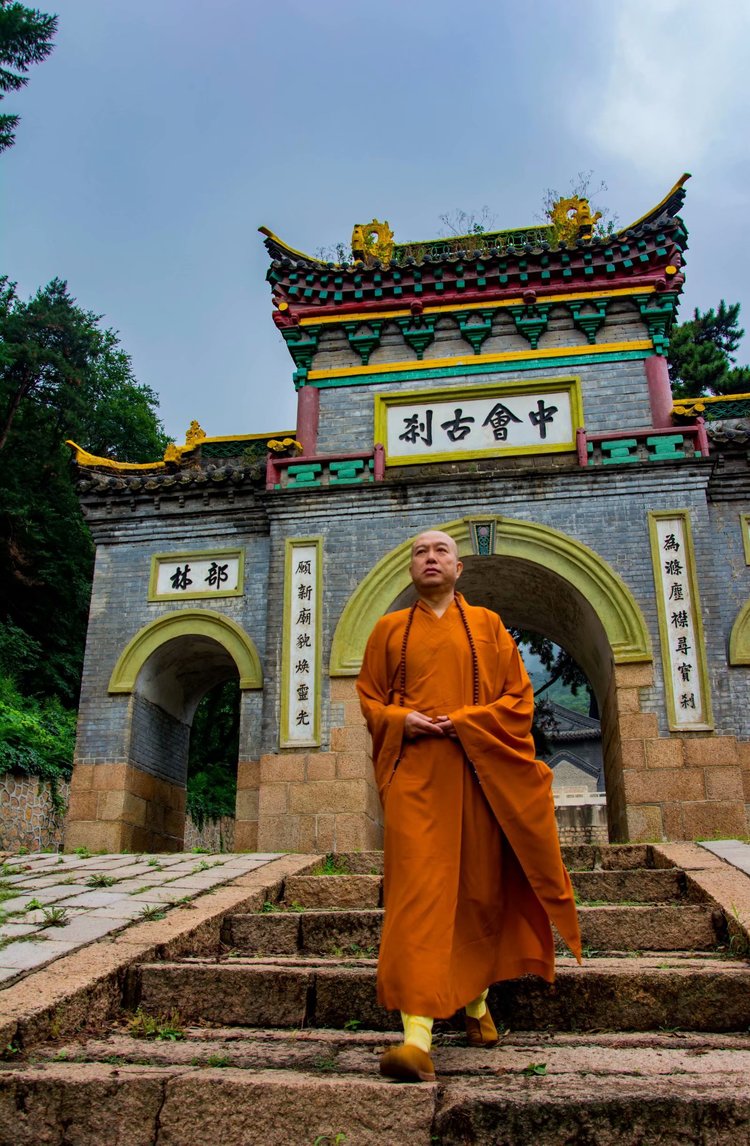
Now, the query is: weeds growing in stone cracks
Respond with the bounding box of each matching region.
[87,873,118,888]
[311,1052,339,1072]
[39,906,69,928]
[128,1007,185,1041]
[312,854,351,877]
[313,1135,347,1146]
[521,1062,547,1077]
[137,904,168,921]
[727,904,750,958]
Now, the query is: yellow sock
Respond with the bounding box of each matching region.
[400,1012,433,1054]
[465,989,488,1020]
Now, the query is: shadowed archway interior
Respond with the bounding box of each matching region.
[127,636,241,845]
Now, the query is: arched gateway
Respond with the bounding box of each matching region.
[66,177,750,852]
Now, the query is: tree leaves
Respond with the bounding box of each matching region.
[0,277,168,706]
[0,0,57,152]
[668,300,750,400]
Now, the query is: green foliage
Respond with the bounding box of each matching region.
[509,630,596,756]
[138,904,167,922]
[128,1007,185,1041]
[312,853,351,876]
[39,904,68,927]
[521,1062,547,1077]
[0,277,168,710]
[187,679,239,827]
[0,672,75,786]
[668,301,750,400]
[0,0,57,152]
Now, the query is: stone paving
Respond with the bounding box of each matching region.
[1,841,747,996]
[699,838,750,877]
[0,850,280,987]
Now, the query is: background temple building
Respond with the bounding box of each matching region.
[65,176,750,853]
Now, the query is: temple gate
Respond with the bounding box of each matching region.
[65,176,750,851]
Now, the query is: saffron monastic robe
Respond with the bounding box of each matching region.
[356,593,582,1018]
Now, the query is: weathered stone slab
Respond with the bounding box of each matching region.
[313,965,397,1031]
[135,962,313,1028]
[435,1076,750,1146]
[572,868,685,904]
[0,1063,169,1146]
[491,960,750,1032]
[223,913,301,956]
[560,905,721,953]
[159,1068,436,1146]
[334,852,384,875]
[300,910,381,957]
[283,874,382,909]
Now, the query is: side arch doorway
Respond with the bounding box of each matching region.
[66,610,262,853]
[330,518,652,842]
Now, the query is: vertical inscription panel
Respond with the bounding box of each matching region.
[649,511,713,731]
[281,538,322,748]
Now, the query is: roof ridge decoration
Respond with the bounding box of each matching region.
[260,176,691,274]
[67,421,295,473]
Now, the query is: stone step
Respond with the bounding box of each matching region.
[5,1027,750,1145]
[281,866,690,911]
[323,844,660,877]
[131,956,750,1034]
[225,903,722,957]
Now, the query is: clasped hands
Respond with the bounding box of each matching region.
[404,710,458,740]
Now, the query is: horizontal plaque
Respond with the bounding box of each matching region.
[148,549,244,601]
[375,377,582,466]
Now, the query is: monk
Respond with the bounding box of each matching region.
[356,530,582,1083]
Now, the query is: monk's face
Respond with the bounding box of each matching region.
[409,531,463,595]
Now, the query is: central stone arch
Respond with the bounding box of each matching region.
[329,516,652,842]
[330,517,651,675]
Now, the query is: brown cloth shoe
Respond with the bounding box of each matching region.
[379,1044,436,1082]
[465,1007,499,1047]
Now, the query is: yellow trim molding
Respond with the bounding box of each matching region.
[308,340,653,383]
[729,599,750,665]
[673,392,750,418]
[741,514,750,566]
[109,610,263,693]
[329,517,652,675]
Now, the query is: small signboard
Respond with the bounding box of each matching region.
[148,549,244,602]
[649,512,713,731]
[281,537,322,748]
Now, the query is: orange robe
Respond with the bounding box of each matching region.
[356,593,581,1018]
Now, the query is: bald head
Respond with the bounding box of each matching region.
[409,530,463,600]
[411,530,459,560]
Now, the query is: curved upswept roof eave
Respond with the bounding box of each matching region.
[617,173,691,236]
[259,225,333,269]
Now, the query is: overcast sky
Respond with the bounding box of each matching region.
[5,0,750,445]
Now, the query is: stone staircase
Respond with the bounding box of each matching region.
[4,844,750,1145]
